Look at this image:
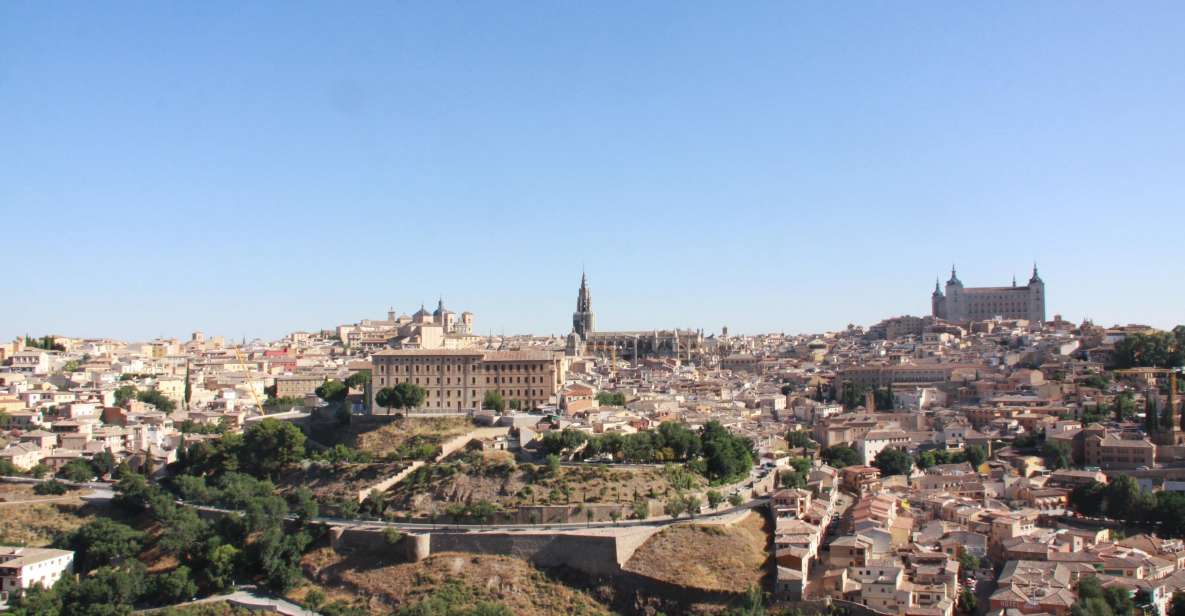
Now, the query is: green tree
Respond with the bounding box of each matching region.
[1145,396,1160,436]
[958,588,977,614]
[136,389,177,413]
[963,445,988,468]
[315,379,348,403]
[288,487,319,524]
[91,451,117,478]
[1104,475,1141,520]
[114,384,139,407]
[596,391,627,406]
[700,421,755,482]
[1042,441,1071,471]
[203,543,240,592]
[148,565,197,605]
[34,480,69,495]
[183,362,192,410]
[872,448,913,476]
[482,390,506,413]
[1070,481,1106,517]
[344,370,371,390]
[785,430,817,450]
[240,418,306,478]
[664,495,687,518]
[545,454,562,476]
[59,458,96,483]
[375,387,399,414]
[729,493,744,507]
[707,490,723,509]
[821,445,859,468]
[1112,331,1184,369]
[63,518,145,573]
[957,551,980,573]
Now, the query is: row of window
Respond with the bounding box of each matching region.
[377,376,546,387]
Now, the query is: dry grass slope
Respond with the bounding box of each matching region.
[0,501,94,547]
[301,548,612,616]
[623,511,770,592]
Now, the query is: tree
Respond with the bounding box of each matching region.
[482,391,507,413]
[1145,396,1160,435]
[872,448,913,476]
[785,430,817,450]
[1112,331,1184,369]
[596,391,626,406]
[148,565,197,605]
[664,495,687,518]
[375,387,399,414]
[203,543,240,592]
[963,445,988,468]
[113,384,138,407]
[91,450,117,478]
[240,418,306,478]
[136,389,176,413]
[729,493,744,507]
[250,526,310,592]
[958,588,977,614]
[821,445,859,469]
[707,490,723,509]
[288,487,319,524]
[315,379,348,403]
[1104,475,1141,520]
[700,421,755,482]
[64,518,145,573]
[1070,481,1106,517]
[957,551,980,573]
[344,370,371,390]
[183,362,192,410]
[1042,441,1071,471]
[632,499,649,520]
[59,458,96,482]
[545,454,562,477]
[34,479,69,495]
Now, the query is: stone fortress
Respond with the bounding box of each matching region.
[931,264,1045,323]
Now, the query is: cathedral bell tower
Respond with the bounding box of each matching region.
[572,271,595,340]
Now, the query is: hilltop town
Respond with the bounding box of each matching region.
[2,271,1185,616]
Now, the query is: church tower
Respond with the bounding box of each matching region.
[931,277,945,319]
[944,265,965,321]
[1027,263,1046,323]
[572,271,595,339]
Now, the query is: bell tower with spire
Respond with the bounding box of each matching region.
[572,271,595,339]
[931,276,946,319]
[1027,263,1046,323]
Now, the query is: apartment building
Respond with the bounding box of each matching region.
[0,546,73,605]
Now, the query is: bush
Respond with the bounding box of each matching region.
[34,480,69,495]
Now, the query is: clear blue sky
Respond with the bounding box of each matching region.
[3,2,1184,342]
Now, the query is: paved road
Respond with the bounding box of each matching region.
[190,496,770,533]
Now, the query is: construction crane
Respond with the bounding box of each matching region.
[234,347,265,415]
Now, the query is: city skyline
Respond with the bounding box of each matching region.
[4,3,1184,340]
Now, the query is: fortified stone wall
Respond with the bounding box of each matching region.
[330,525,662,576]
[429,532,623,576]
